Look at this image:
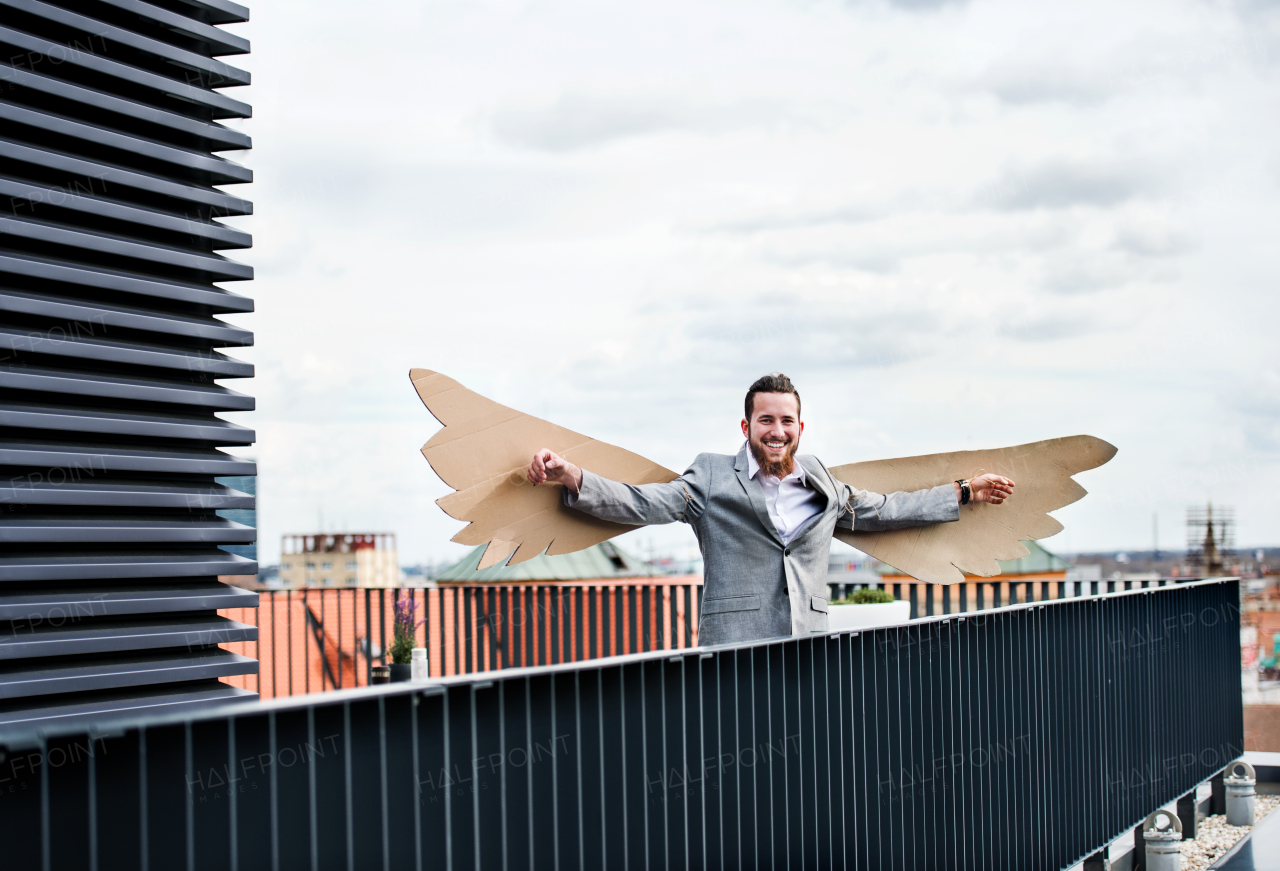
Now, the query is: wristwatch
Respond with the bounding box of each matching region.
[956,479,971,505]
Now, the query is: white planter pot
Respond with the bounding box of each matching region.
[827,600,911,631]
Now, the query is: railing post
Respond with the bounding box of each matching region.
[1176,789,1197,840]
[1083,849,1110,871]
[1211,770,1226,815]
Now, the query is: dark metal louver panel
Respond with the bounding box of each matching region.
[0,0,256,728]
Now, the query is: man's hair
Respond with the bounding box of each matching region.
[744,373,801,421]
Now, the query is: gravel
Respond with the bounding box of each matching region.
[1177,795,1280,871]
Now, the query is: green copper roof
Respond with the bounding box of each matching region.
[878,539,1069,576]
[434,541,666,582]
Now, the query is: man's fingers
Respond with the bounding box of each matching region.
[529,448,567,485]
[530,450,550,484]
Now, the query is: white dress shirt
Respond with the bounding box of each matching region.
[745,445,826,546]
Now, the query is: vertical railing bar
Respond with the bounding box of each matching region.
[380,588,388,669]
[524,587,533,668]
[253,594,261,696]
[303,589,310,695]
[87,723,98,871]
[452,587,460,677]
[489,586,498,671]
[268,712,279,871]
[576,585,585,663]
[227,716,238,871]
[184,723,194,871]
[343,703,354,871]
[463,586,473,674]
[270,591,277,699]
[316,589,325,691]
[482,587,492,672]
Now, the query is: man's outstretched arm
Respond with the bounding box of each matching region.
[838,473,1016,532]
[527,449,707,527]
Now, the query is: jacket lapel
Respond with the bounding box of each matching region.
[734,443,785,545]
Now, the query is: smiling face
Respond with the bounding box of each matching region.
[741,391,804,478]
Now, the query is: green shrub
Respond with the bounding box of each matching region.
[833,587,895,605]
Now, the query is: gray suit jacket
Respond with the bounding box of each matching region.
[563,443,959,645]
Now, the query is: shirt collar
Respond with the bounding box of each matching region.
[745,443,806,484]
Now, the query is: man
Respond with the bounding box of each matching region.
[527,373,1015,645]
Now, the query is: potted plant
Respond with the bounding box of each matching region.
[827,587,911,631]
[388,594,419,682]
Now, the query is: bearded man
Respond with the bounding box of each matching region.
[526,373,1015,645]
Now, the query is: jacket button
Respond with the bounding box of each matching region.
[783,548,791,557]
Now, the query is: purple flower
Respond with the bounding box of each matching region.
[394,596,418,632]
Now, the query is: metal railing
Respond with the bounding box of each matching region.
[217,578,1200,699]
[217,580,703,697]
[3,579,1243,870]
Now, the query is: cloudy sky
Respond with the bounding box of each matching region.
[217,0,1280,567]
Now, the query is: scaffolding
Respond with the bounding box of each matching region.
[1186,503,1235,576]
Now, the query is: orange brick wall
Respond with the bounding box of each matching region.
[219,579,702,699]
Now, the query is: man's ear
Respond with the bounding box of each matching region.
[798,421,805,436]
[741,418,749,438]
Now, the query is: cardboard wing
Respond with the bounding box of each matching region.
[410,369,678,569]
[830,435,1117,584]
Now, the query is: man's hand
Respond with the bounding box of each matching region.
[969,473,1015,505]
[527,449,584,494]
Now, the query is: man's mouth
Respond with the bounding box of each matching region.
[762,439,789,452]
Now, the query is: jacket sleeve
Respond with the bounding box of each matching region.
[562,455,710,527]
[835,481,959,531]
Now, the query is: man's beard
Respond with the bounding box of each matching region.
[750,432,798,478]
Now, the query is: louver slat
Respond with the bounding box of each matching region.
[0,0,258,727]
[0,648,258,699]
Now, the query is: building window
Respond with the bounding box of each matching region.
[322,577,332,586]
[346,561,358,570]
[322,561,332,570]
[305,562,316,570]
